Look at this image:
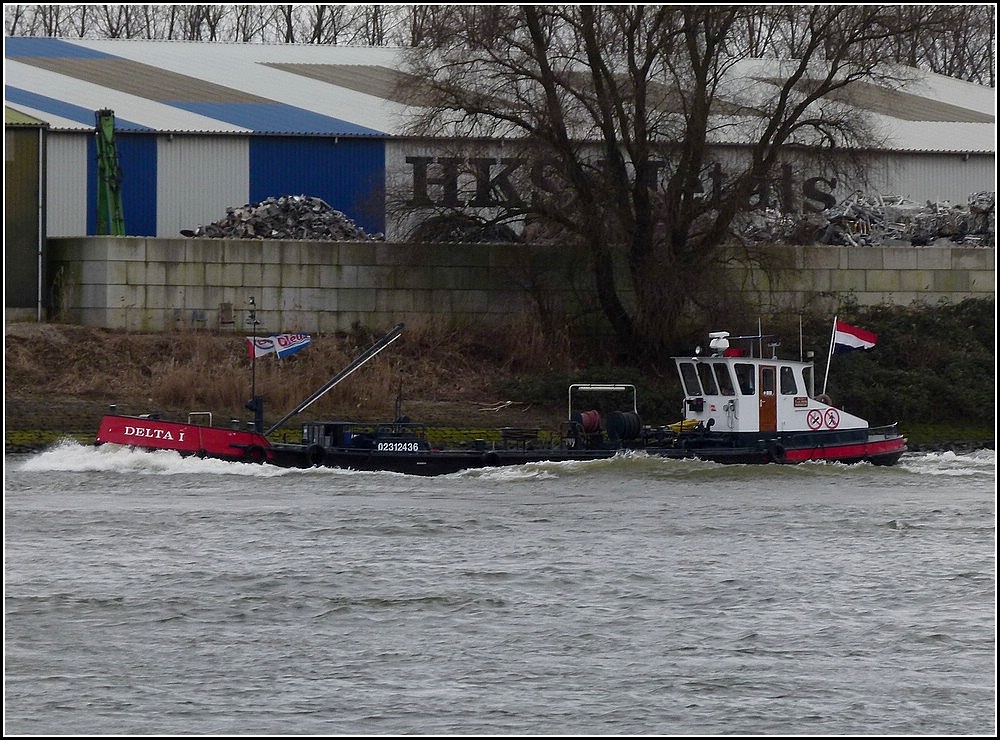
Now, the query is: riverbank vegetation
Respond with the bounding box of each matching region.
[4,298,995,450]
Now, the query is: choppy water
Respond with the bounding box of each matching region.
[4,442,996,735]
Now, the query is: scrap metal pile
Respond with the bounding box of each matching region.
[181,190,994,246]
[180,195,383,240]
[741,191,995,247]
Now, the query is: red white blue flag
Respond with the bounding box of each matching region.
[247,336,275,359]
[247,333,311,359]
[272,333,311,358]
[833,321,877,354]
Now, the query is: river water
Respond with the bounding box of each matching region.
[4,442,996,735]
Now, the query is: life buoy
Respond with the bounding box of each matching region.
[815,393,834,406]
[769,442,787,464]
[307,444,326,467]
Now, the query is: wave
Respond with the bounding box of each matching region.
[455,448,997,487]
[898,448,996,478]
[9,438,994,482]
[10,439,325,479]
[453,450,917,484]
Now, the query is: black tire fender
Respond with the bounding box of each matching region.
[769,442,787,464]
[307,444,326,467]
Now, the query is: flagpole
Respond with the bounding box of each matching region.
[822,314,837,396]
[249,296,257,401]
[247,296,263,433]
[799,314,803,362]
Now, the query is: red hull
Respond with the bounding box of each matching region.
[96,415,273,463]
[781,436,907,464]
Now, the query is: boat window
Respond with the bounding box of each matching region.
[801,366,813,396]
[697,362,719,395]
[734,363,755,395]
[678,362,702,395]
[713,363,735,396]
[761,366,775,394]
[780,366,798,395]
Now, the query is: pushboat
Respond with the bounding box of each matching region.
[95,323,907,474]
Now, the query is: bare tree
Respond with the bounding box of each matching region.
[45,3,74,35]
[299,4,351,45]
[926,4,995,86]
[346,4,394,46]
[159,4,183,40]
[275,4,296,43]
[3,4,33,36]
[403,4,450,47]
[92,4,131,38]
[399,5,945,352]
[5,5,994,84]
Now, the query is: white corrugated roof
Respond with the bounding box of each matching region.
[876,117,995,154]
[4,37,995,152]
[5,58,255,133]
[73,38,408,133]
[903,69,996,116]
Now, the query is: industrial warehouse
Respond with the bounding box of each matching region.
[4,36,996,330]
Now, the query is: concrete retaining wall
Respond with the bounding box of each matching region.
[46,236,994,333]
[735,243,995,314]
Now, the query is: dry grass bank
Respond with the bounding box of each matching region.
[4,319,576,436]
[5,317,993,452]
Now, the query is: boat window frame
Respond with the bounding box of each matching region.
[678,361,702,396]
[696,362,720,395]
[800,366,814,396]
[733,362,756,395]
[780,366,798,395]
[760,365,776,395]
[712,362,736,396]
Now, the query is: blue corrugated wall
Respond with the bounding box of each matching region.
[87,133,158,237]
[249,136,386,236]
[79,133,386,237]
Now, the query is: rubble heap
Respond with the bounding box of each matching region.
[740,191,995,248]
[180,195,382,240]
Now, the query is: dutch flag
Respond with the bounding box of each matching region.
[833,321,877,354]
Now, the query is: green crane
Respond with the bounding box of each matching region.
[95,108,125,235]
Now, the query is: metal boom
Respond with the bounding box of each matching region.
[265,323,405,436]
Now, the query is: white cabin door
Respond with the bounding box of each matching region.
[759,365,777,432]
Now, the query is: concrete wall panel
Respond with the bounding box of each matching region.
[46,237,995,332]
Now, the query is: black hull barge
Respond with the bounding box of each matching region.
[96,325,907,474]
